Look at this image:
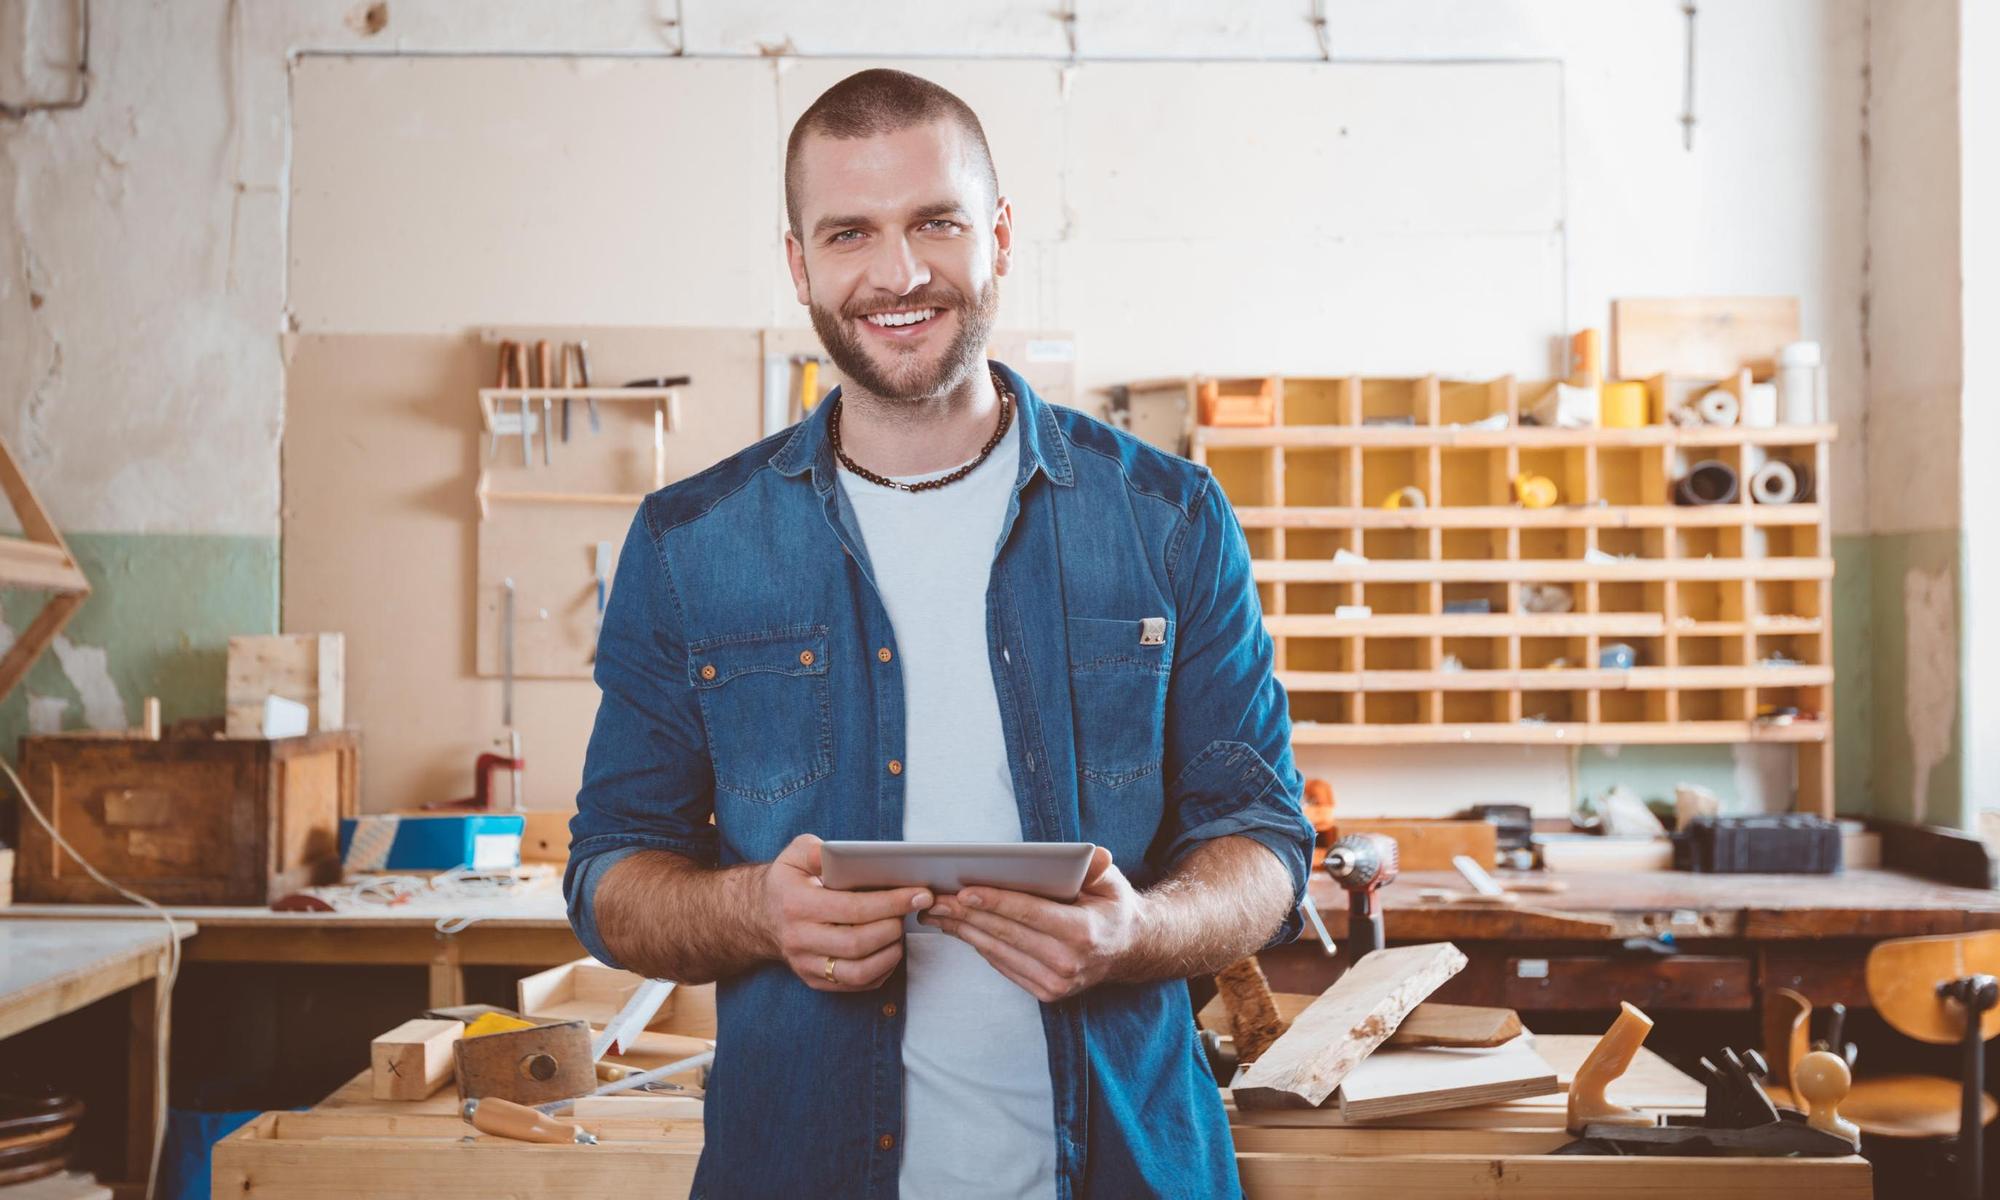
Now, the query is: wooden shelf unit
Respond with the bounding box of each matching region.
[1186,374,1836,815]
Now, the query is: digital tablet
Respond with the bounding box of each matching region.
[819,841,1097,902]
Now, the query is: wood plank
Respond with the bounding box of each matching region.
[1610,295,1802,378]
[211,1127,700,1199]
[1228,1125,1570,1156]
[1232,943,1467,1111]
[1388,1003,1523,1048]
[1335,1036,1560,1122]
[370,1018,463,1101]
[1235,1150,1870,1200]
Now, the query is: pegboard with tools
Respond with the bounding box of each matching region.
[473,334,687,681]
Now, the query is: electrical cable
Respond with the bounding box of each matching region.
[3,753,175,1199]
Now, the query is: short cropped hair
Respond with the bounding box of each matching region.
[784,69,999,238]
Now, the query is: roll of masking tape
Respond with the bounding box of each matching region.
[1382,485,1427,510]
[1696,388,1741,426]
[1751,460,1800,505]
[1599,381,1649,429]
[1674,459,1740,506]
[1513,473,1558,509]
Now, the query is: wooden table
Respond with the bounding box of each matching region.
[1273,866,2000,1013]
[212,1033,1868,1198]
[0,917,196,1187]
[2,895,581,1008]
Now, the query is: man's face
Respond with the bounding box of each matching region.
[786,120,1012,405]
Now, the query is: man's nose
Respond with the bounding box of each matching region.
[865,233,930,298]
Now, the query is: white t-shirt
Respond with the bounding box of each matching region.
[838,411,1058,1200]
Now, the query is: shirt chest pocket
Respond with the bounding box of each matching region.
[1066,616,1174,789]
[689,625,833,804]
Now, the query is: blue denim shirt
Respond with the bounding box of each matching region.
[566,361,1312,1199]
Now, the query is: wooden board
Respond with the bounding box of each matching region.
[516,956,675,1029]
[226,634,345,738]
[1200,991,1520,1050]
[1336,1035,1559,1122]
[369,1018,461,1101]
[1333,821,1496,871]
[1387,1003,1523,1048]
[1232,943,1467,1111]
[1610,296,1802,379]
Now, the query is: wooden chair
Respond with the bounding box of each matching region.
[1769,932,2000,1200]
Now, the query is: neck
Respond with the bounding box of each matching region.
[834,364,1002,477]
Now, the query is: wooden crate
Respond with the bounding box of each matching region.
[13,730,359,905]
[1187,373,1838,815]
[226,634,344,738]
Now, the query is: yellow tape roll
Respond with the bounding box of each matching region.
[1382,486,1427,510]
[1513,473,1558,509]
[1600,381,1649,429]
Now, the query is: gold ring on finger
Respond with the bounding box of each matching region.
[824,955,838,983]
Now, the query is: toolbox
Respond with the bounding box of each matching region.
[1673,814,1842,874]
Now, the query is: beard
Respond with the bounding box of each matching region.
[808,273,1000,407]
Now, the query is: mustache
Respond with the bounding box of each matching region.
[841,286,966,321]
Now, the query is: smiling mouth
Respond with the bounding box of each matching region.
[859,307,941,335]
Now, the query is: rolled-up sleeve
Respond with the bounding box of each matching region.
[565,505,718,969]
[1156,473,1313,947]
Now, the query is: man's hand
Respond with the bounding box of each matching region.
[918,847,1144,1003]
[758,834,933,992]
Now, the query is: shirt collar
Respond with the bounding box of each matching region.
[769,359,1075,494]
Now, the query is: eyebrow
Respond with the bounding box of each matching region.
[812,202,973,239]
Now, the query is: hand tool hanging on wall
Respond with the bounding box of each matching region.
[567,340,600,434]
[559,334,575,443]
[490,341,520,461]
[534,340,554,465]
[512,341,532,467]
[503,577,523,811]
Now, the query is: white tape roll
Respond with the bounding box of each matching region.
[1697,388,1740,426]
[1751,459,1800,505]
[1742,382,1778,428]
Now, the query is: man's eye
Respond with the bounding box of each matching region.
[923,220,959,232]
[830,230,861,243]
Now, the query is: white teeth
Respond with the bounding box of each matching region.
[865,309,935,328]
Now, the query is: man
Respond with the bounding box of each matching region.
[566,68,1312,1199]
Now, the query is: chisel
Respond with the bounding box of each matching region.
[490,340,518,461]
[572,340,600,433]
[560,336,575,443]
[535,340,554,465]
[512,341,531,467]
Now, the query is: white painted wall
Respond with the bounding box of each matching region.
[0,0,1872,815]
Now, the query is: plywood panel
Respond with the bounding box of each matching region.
[284,329,756,812]
[289,57,781,334]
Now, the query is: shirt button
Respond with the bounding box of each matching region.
[888,759,903,776]
[877,647,892,663]
[881,1001,898,1018]
[877,1133,896,1151]
[798,649,815,666]
[699,664,716,681]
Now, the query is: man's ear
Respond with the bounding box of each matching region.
[991,195,1014,277]
[784,230,812,306]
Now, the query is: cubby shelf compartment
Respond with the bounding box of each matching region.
[1183,372,1838,816]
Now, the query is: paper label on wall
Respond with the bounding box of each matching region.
[472,833,523,871]
[1025,339,1075,363]
[1515,959,1549,979]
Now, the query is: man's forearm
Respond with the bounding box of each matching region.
[1118,836,1296,983]
[593,849,774,984]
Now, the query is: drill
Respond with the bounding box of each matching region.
[1323,833,1399,957]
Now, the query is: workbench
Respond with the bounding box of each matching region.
[2,894,580,1008]
[0,918,195,1187]
[1273,865,2000,1014]
[211,1033,1869,1198]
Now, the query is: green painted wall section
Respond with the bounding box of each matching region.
[1865,528,1967,827]
[0,533,278,757]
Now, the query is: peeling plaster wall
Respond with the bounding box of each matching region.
[0,1,1878,814]
[1862,0,1970,826]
